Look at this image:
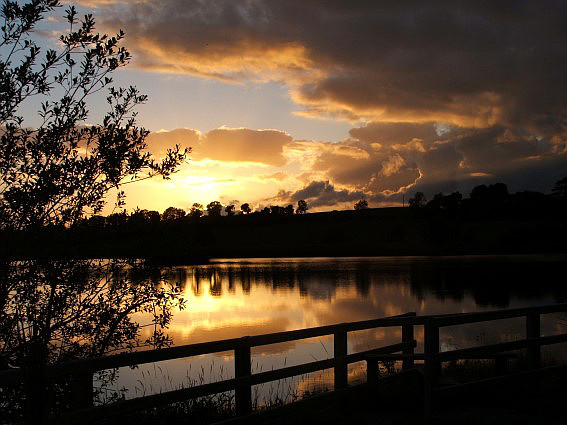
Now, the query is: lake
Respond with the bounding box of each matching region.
[113,255,567,406]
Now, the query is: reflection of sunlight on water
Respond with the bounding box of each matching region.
[114,257,564,405]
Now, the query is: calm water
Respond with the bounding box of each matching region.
[113,255,567,405]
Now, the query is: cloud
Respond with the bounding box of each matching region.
[97,0,567,135]
[83,1,567,211]
[276,180,367,208]
[197,127,292,166]
[280,122,567,204]
[145,128,200,158]
[120,121,566,213]
[260,172,288,181]
[145,127,292,166]
[349,122,456,146]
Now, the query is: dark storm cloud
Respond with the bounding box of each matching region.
[98,0,567,134]
[291,122,567,204]
[277,180,367,208]
[81,0,567,207]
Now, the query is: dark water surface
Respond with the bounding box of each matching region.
[116,255,567,404]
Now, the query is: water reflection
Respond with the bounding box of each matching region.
[0,259,184,422]
[123,255,567,403]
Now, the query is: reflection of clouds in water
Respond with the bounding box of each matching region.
[125,257,567,402]
[136,257,567,351]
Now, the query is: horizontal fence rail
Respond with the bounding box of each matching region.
[57,342,416,424]
[1,303,567,423]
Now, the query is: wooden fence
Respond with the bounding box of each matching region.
[1,303,567,423]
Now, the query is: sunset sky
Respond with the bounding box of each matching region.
[41,1,567,213]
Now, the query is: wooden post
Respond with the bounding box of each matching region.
[24,368,46,425]
[423,318,439,417]
[402,323,415,371]
[70,372,94,410]
[23,343,49,425]
[526,312,541,369]
[334,327,348,390]
[495,356,508,375]
[234,338,252,416]
[366,357,379,384]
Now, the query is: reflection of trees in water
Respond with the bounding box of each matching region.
[407,259,567,308]
[0,259,184,423]
[165,258,567,308]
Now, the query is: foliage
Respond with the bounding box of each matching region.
[189,202,203,218]
[105,210,128,227]
[552,177,567,199]
[426,191,462,211]
[129,208,160,226]
[408,192,426,208]
[0,260,183,364]
[206,201,223,217]
[240,203,251,214]
[0,259,185,422]
[296,199,308,214]
[470,183,508,206]
[225,204,235,216]
[0,0,188,230]
[269,205,284,215]
[0,2,189,422]
[354,199,368,210]
[162,206,185,221]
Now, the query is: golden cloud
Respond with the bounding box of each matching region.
[145,127,292,167]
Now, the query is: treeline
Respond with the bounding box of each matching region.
[3,178,567,260]
[73,178,567,230]
[405,180,566,215]
[75,200,310,229]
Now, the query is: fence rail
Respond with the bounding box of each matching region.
[2,303,567,423]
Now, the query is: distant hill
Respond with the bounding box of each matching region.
[3,202,567,261]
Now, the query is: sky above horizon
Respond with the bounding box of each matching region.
[41,1,567,213]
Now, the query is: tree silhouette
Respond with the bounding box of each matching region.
[426,193,445,210]
[444,191,463,210]
[270,205,285,215]
[105,211,128,227]
[296,199,308,214]
[206,201,223,217]
[552,177,567,199]
[189,203,203,218]
[225,204,235,216]
[408,192,427,208]
[0,3,187,422]
[426,192,462,212]
[128,208,160,226]
[471,183,508,206]
[354,199,368,210]
[284,204,294,215]
[0,259,184,423]
[162,206,186,221]
[0,2,188,230]
[240,203,252,214]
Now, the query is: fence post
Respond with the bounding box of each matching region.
[70,372,94,410]
[366,356,379,385]
[423,317,439,417]
[526,312,541,369]
[402,322,415,371]
[334,326,348,390]
[24,367,46,425]
[235,337,252,416]
[23,343,49,425]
